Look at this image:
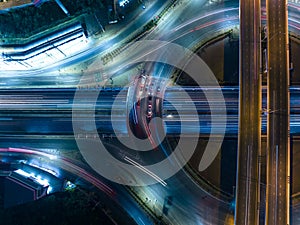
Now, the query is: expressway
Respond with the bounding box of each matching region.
[265,0,290,225]
[235,1,261,224]
[3,86,300,136]
[0,87,127,135]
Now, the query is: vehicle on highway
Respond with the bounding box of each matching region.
[147,110,153,118]
[147,103,153,118]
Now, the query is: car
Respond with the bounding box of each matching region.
[147,109,153,118]
[146,103,153,118]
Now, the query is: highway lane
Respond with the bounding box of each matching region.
[3,86,300,136]
[7,109,300,137]
[235,1,261,224]
[163,86,300,135]
[266,0,290,224]
[0,88,128,135]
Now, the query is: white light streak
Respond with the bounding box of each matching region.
[124,156,167,186]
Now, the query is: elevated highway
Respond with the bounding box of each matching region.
[235,0,261,224]
[265,0,290,224]
[1,86,300,136]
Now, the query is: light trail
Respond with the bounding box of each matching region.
[124,156,167,187]
[0,147,115,196]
